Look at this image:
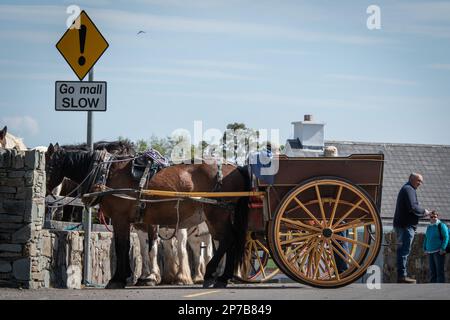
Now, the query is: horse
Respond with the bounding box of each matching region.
[0,126,27,150]
[45,143,250,289]
[53,141,136,222]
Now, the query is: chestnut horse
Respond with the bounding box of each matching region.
[45,143,250,289]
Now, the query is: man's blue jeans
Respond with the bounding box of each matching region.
[395,226,415,278]
[428,252,446,283]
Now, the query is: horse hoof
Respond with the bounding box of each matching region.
[213,280,228,288]
[202,278,215,288]
[135,279,157,287]
[105,280,126,289]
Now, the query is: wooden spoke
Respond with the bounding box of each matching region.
[325,239,340,281]
[313,241,325,280]
[280,233,317,246]
[332,199,364,229]
[252,241,266,278]
[287,237,315,263]
[280,217,322,233]
[323,241,332,279]
[333,221,374,233]
[331,238,361,268]
[293,197,322,226]
[255,239,270,255]
[328,186,343,227]
[298,238,319,272]
[315,185,327,224]
[333,233,371,249]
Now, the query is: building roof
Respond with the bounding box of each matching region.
[325,141,450,222]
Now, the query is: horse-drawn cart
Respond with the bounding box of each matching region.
[113,153,384,288]
[47,144,384,289]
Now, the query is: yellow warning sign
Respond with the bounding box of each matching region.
[56,11,109,81]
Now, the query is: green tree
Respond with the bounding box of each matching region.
[222,123,259,165]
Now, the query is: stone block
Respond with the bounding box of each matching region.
[0,244,22,253]
[2,199,25,214]
[0,150,11,168]
[0,213,23,223]
[24,171,35,186]
[0,186,16,193]
[0,260,12,273]
[11,224,32,244]
[0,233,11,242]
[0,252,22,258]
[0,223,23,232]
[12,153,25,169]
[12,258,31,281]
[24,199,45,223]
[41,235,52,258]
[8,171,25,178]
[25,151,37,169]
[6,178,24,187]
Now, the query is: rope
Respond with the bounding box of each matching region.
[99,209,112,232]
[47,165,99,207]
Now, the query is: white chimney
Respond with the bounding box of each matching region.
[291,114,325,151]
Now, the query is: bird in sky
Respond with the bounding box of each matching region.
[137,31,146,35]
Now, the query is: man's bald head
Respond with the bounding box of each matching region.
[409,173,423,189]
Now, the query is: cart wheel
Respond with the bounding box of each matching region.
[268,177,382,288]
[235,232,280,283]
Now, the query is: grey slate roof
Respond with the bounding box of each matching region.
[325,141,450,222]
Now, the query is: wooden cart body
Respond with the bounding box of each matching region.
[248,153,384,231]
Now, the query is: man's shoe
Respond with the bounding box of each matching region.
[397,277,417,284]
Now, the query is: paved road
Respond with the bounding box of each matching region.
[1,283,449,300]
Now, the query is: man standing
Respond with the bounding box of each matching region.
[393,173,431,283]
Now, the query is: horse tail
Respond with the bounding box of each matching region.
[233,165,251,269]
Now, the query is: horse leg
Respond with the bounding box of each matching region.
[203,238,229,288]
[190,232,213,284]
[173,228,193,285]
[135,227,161,286]
[160,229,178,284]
[213,238,236,288]
[106,218,131,289]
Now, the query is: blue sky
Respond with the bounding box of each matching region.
[1,0,449,148]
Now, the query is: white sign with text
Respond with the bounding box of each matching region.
[55,81,107,111]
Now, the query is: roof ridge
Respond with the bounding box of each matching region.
[325,140,450,148]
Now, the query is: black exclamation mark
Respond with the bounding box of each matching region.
[78,24,87,66]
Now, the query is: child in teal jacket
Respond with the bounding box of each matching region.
[423,211,448,283]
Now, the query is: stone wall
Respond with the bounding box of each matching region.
[49,230,141,288]
[0,149,46,288]
[383,231,450,283]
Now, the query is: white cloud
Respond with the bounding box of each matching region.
[169,59,262,70]
[97,65,260,81]
[1,116,40,136]
[325,74,418,86]
[264,49,311,56]
[430,64,450,71]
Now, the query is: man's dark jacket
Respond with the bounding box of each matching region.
[393,182,426,228]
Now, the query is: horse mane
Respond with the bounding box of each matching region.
[52,149,95,184]
[61,140,136,155]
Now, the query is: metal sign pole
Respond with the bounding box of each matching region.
[83,68,94,286]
